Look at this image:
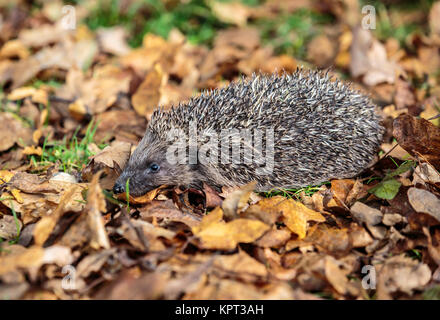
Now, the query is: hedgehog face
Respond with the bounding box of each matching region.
[113,133,198,197]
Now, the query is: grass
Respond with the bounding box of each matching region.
[258,8,334,58]
[80,0,333,58]
[360,0,434,46]
[406,248,422,261]
[29,119,105,173]
[423,285,440,300]
[31,79,62,89]
[263,181,331,199]
[83,0,228,47]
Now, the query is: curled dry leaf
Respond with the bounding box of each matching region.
[253,196,325,239]
[393,114,440,170]
[95,110,147,144]
[324,256,360,296]
[0,245,72,276]
[350,26,399,86]
[350,201,383,226]
[85,172,110,250]
[202,183,223,208]
[7,87,48,105]
[213,250,268,280]
[407,187,440,223]
[82,140,131,189]
[221,181,256,220]
[131,67,164,117]
[2,172,86,224]
[33,186,80,246]
[376,255,431,298]
[413,162,440,185]
[254,227,292,248]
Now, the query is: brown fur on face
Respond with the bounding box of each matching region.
[114,130,202,197]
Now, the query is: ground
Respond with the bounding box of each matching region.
[0,0,440,300]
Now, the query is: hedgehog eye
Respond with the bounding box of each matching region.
[149,163,160,173]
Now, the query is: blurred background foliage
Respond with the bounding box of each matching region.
[1,0,433,59]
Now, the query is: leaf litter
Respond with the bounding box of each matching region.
[0,0,440,300]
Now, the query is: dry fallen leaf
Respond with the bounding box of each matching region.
[210,1,253,26]
[407,187,440,222]
[192,207,270,250]
[254,196,325,239]
[97,27,131,56]
[376,255,431,298]
[85,172,110,250]
[131,67,163,117]
[393,114,440,170]
[82,140,131,189]
[0,112,33,152]
[350,26,399,86]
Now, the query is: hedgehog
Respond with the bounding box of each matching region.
[113,70,384,197]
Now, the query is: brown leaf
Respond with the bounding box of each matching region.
[139,199,202,228]
[95,110,146,144]
[210,1,253,26]
[407,187,440,223]
[221,181,256,220]
[82,140,131,189]
[97,27,130,56]
[254,227,291,248]
[350,201,383,226]
[202,183,223,208]
[131,67,163,117]
[0,215,22,241]
[85,172,110,250]
[376,255,431,298]
[33,185,79,246]
[350,26,399,86]
[307,35,336,68]
[0,112,33,152]
[324,256,360,296]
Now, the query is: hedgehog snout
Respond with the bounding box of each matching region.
[113,182,125,194]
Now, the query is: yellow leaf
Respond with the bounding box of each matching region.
[142,33,167,49]
[7,87,36,100]
[193,207,270,250]
[0,170,15,183]
[11,189,23,204]
[32,129,42,144]
[192,206,223,234]
[282,206,308,239]
[254,196,325,239]
[23,145,43,156]
[0,39,30,60]
[31,89,48,106]
[68,99,87,121]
